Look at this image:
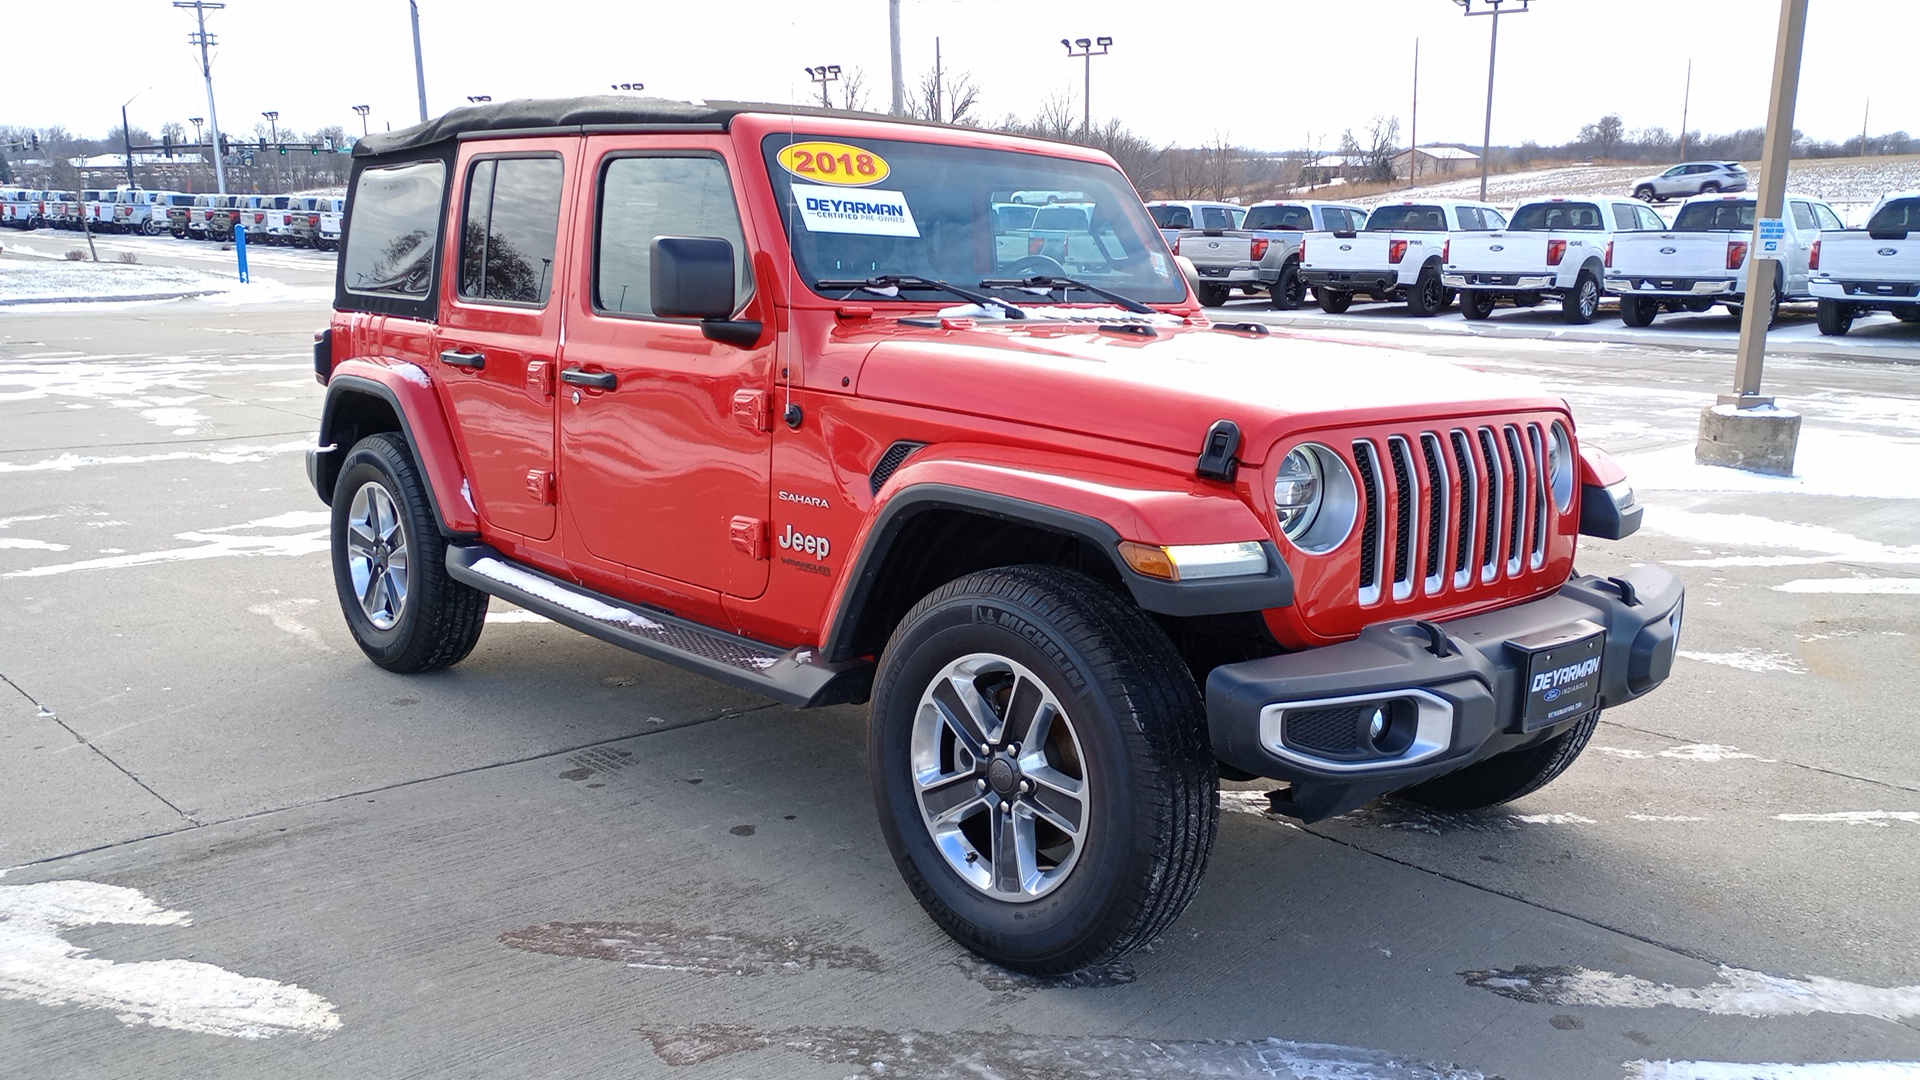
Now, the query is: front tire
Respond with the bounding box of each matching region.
[1196,282,1231,308]
[1461,291,1497,320]
[869,565,1218,975]
[330,433,488,673]
[1620,294,1659,327]
[1634,185,1656,202]
[1316,288,1352,314]
[1562,273,1601,324]
[1392,710,1601,812]
[1816,299,1855,336]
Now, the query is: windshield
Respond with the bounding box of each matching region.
[1509,202,1604,231]
[1673,200,1755,231]
[1365,204,1448,231]
[1868,197,1919,234]
[1148,204,1192,229]
[1244,204,1313,230]
[766,134,1186,305]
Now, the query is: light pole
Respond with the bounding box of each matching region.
[1060,36,1112,137]
[261,110,279,146]
[1452,0,1529,203]
[466,95,491,103]
[805,65,841,108]
[120,88,149,191]
[189,117,205,144]
[352,105,370,137]
[174,0,228,194]
[410,1,429,123]
[611,82,644,92]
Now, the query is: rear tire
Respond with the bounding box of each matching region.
[330,433,488,673]
[1392,711,1601,812]
[1316,289,1352,314]
[1561,273,1601,324]
[1406,265,1446,317]
[1816,299,1855,336]
[1620,295,1659,327]
[1270,261,1304,310]
[1461,291,1497,320]
[1894,307,1920,324]
[1197,282,1231,308]
[869,565,1217,975]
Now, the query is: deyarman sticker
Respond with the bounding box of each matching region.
[793,183,920,238]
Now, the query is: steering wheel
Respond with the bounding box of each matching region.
[998,254,1068,280]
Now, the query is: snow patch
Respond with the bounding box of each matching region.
[1632,1061,1920,1080]
[1466,962,1920,1021]
[0,879,340,1039]
[1654,511,1920,568]
[1679,650,1807,675]
[1625,814,1708,823]
[0,440,311,474]
[1775,811,1920,828]
[4,512,330,579]
[1510,813,1597,825]
[1776,578,1920,595]
[0,538,69,551]
[485,610,551,624]
[1599,744,1775,763]
[1618,432,1920,501]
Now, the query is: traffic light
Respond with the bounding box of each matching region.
[279,144,288,156]
[219,133,231,156]
[30,134,40,150]
[162,134,174,158]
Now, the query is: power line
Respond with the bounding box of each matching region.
[172,0,228,195]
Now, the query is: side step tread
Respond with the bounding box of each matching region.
[446,543,871,709]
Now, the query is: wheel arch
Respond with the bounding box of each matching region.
[821,478,1292,665]
[312,363,478,536]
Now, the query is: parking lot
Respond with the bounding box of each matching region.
[3,278,1917,1078]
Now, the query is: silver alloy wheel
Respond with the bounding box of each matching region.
[911,653,1089,902]
[1577,277,1599,319]
[346,480,410,631]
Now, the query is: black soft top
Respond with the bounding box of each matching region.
[353,95,947,159]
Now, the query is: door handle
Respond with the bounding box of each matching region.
[439,348,486,370]
[560,368,617,390]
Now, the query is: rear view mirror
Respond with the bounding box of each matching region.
[650,236,736,320]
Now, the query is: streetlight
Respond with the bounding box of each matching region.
[610,82,644,92]
[1452,0,1529,203]
[189,117,205,144]
[1060,36,1112,137]
[466,95,491,103]
[261,109,279,147]
[351,105,370,137]
[805,65,842,108]
[120,87,150,191]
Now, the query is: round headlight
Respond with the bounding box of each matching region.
[1548,423,1575,512]
[1274,447,1323,538]
[1273,443,1357,554]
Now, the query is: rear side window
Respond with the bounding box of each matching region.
[459,157,564,306]
[343,160,446,298]
[1789,202,1816,230]
[596,155,754,317]
[1813,204,1844,231]
[1611,203,1643,229]
[1637,206,1666,231]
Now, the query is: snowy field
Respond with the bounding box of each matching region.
[0,258,239,302]
[1360,155,1920,221]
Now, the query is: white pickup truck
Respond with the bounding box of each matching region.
[1811,191,1920,335]
[0,189,47,229]
[1606,192,1843,327]
[1175,200,1369,309]
[110,189,183,236]
[1443,196,1666,324]
[315,196,344,250]
[1298,199,1506,316]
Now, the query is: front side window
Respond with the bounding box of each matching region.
[1637,206,1666,231]
[1200,206,1236,230]
[596,154,754,317]
[343,159,446,298]
[764,134,1187,306]
[1814,204,1845,232]
[1789,202,1816,230]
[459,156,564,305]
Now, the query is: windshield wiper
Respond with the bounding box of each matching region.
[977,275,1156,316]
[813,275,1026,319]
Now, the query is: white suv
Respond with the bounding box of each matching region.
[1631,161,1749,203]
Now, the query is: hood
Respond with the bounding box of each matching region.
[852,320,1562,465]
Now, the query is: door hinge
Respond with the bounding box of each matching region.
[526,469,556,505]
[733,389,771,433]
[730,516,769,560]
[525,358,554,401]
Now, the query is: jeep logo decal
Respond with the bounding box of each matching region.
[778,524,829,559]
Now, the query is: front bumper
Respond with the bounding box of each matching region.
[1207,564,1683,821]
[1300,268,1402,293]
[1443,272,1558,290]
[1605,275,1736,297]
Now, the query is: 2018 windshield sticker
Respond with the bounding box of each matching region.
[792,183,920,238]
[777,142,891,187]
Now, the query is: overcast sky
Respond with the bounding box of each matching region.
[8,0,1912,154]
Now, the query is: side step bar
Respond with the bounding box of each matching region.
[446,543,872,709]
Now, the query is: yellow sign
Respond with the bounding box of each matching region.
[776,142,890,187]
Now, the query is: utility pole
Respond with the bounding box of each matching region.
[1453,0,1529,203]
[933,38,943,123]
[1060,36,1111,138]
[410,1,429,123]
[1696,0,1809,477]
[174,1,227,195]
[1861,99,1871,157]
[1409,38,1419,187]
[1678,59,1692,158]
[121,102,138,191]
[888,0,905,116]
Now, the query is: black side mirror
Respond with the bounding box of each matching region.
[650,236,736,319]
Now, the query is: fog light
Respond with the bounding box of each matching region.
[1366,700,1417,756]
[1366,706,1388,743]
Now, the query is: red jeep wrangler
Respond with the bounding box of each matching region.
[309,97,1681,975]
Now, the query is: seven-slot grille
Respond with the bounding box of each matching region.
[1350,421,1556,605]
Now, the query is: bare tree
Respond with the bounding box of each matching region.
[840,66,872,113]
[1578,114,1625,160]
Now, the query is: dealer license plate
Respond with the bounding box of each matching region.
[1510,620,1605,732]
